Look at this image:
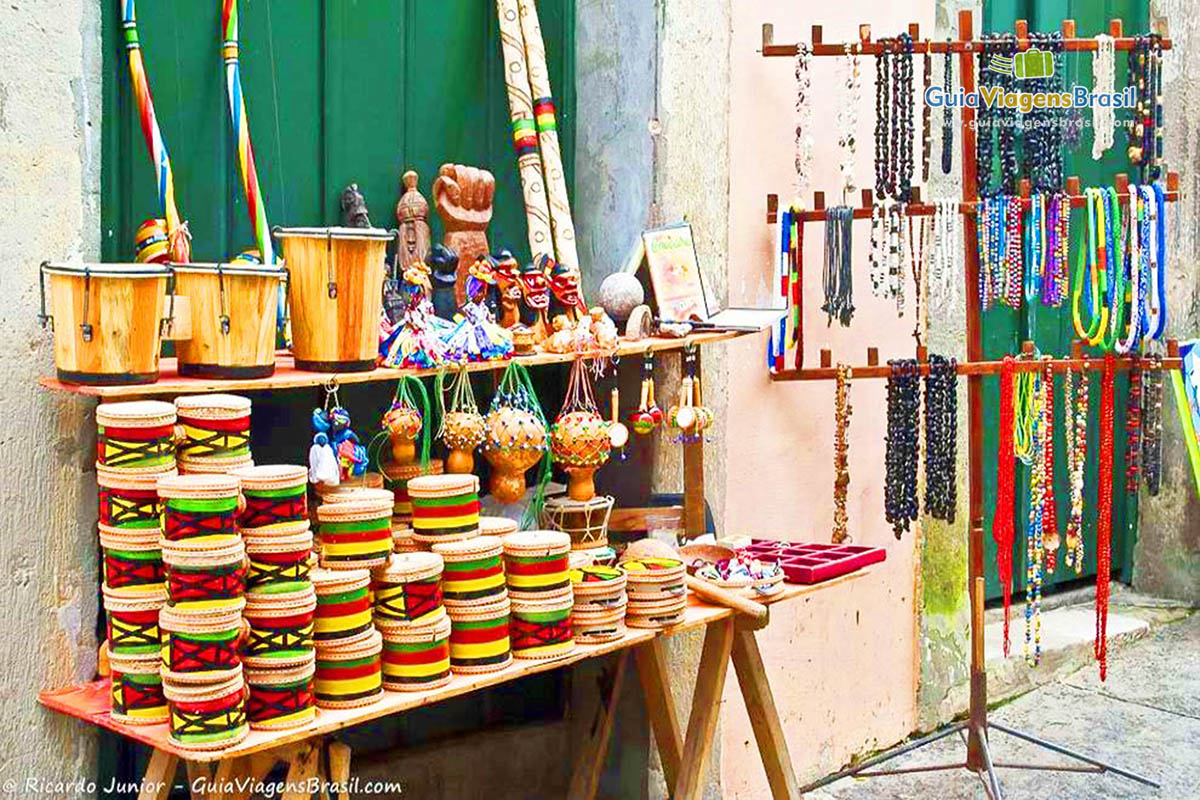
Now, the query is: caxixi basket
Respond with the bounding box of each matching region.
[379,614,452,692]
[316,490,394,569]
[433,535,506,606]
[108,652,169,725]
[314,627,384,709]
[160,536,247,611]
[371,552,446,627]
[446,595,512,674]
[162,670,249,750]
[243,521,313,593]
[156,473,241,545]
[102,584,167,659]
[233,464,308,532]
[242,584,317,669]
[96,401,176,473]
[408,474,480,544]
[503,530,571,599]
[310,567,374,645]
[158,603,246,683]
[244,653,317,731]
[510,591,574,659]
[175,394,253,473]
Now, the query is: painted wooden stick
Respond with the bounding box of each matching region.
[686,574,768,620]
[516,0,581,273]
[495,0,555,264]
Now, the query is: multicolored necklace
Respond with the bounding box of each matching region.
[832,365,853,544]
[1063,364,1089,574]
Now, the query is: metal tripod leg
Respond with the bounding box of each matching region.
[798,721,967,794]
[989,721,1160,788]
[975,725,1003,800]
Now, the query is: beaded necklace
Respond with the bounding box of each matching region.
[975,37,996,195]
[895,34,915,203]
[1024,357,1050,666]
[1041,360,1060,574]
[940,43,953,175]
[1042,193,1070,307]
[794,44,813,198]
[1003,195,1023,308]
[996,35,1020,193]
[1095,354,1116,681]
[884,359,920,539]
[832,365,853,544]
[1092,35,1115,159]
[837,45,861,197]
[1026,33,1065,193]
[924,354,958,522]
[1072,188,1108,344]
[1013,354,1037,465]
[1125,356,1143,493]
[1025,194,1046,307]
[1063,364,1089,573]
[930,199,962,309]
[921,43,932,184]
[822,206,854,327]
[875,41,892,199]
[1101,186,1126,352]
[1144,183,1168,340]
[909,213,928,344]
[1115,185,1145,355]
[1142,355,1165,495]
[993,355,1017,656]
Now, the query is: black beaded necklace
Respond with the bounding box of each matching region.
[940,42,953,175]
[996,34,1019,193]
[875,40,892,199]
[922,43,932,184]
[896,33,915,202]
[924,354,958,522]
[885,358,920,538]
[1142,356,1165,495]
[1026,32,1065,193]
[976,36,996,195]
[822,206,854,327]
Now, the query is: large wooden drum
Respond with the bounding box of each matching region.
[39,262,170,385]
[273,227,392,372]
[171,262,285,379]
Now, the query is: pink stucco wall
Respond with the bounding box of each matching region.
[719,2,934,793]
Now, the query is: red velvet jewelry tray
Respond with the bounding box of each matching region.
[739,540,887,584]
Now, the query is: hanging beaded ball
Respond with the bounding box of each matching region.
[383,402,423,467]
[442,411,486,452]
[134,218,171,264]
[551,411,611,470]
[483,402,548,504]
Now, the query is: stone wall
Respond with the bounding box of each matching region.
[0,1,102,797]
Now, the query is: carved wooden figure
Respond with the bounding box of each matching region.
[492,250,523,329]
[517,258,551,342]
[545,255,587,323]
[433,164,495,306]
[396,170,432,266]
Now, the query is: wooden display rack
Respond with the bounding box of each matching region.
[762,10,1174,798]
[38,327,863,800]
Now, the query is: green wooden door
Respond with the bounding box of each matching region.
[981,0,1147,600]
[101,0,575,265]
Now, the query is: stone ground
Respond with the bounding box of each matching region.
[810,610,1200,800]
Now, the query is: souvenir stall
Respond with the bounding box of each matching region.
[758,9,1182,797]
[34,2,878,799]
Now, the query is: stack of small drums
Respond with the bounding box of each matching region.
[96,400,176,728]
[316,489,394,569]
[503,531,574,659]
[383,458,444,527]
[620,557,688,629]
[175,394,253,474]
[154,471,250,748]
[569,565,628,644]
[434,535,512,674]
[310,567,382,709]
[373,552,452,691]
[237,464,317,731]
[408,474,481,546]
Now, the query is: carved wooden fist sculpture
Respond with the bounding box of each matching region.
[433,164,495,306]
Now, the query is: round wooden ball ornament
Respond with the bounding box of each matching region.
[482,362,550,505]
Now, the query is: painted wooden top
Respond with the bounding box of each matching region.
[38,331,749,399]
[40,569,868,762]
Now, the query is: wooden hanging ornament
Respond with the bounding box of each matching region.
[437,366,486,474]
[551,359,613,502]
[669,346,713,443]
[608,386,629,458]
[482,361,551,510]
[628,352,662,434]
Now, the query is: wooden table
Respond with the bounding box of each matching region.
[41,570,868,800]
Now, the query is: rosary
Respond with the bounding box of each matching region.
[832,365,853,544]
[823,206,854,327]
[884,359,920,539]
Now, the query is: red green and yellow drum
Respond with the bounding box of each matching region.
[158,603,245,683]
[371,552,445,626]
[163,672,249,750]
[314,628,383,709]
[102,585,167,658]
[316,490,394,569]
[379,614,452,691]
[433,535,506,605]
[243,521,313,593]
[156,474,240,545]
[99,526,164,597]
[233,464,308,532]
[96,401,176,473]
[242,585,317,669]
[98,465,172,531]
[382,459,445,522]
[310,568,374,644]
[446,595,512,674]
[245,655,317,731]
[160,536,246,611]
[108,653,169,725]
[174,394,252,473]
[510,591,574,659]
[503,530,571,598]
[408,474,481,544]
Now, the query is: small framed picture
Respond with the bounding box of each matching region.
[642,222,708,321]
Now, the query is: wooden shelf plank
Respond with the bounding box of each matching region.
[37,331,751,399]
[39,569,869,762]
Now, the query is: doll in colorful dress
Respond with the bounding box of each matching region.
[444,255,514,363]
[380,261,448,369]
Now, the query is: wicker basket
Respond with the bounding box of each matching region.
[310,567,374,644]
[243,521,313,593]
[407,474,480,544]
[433,535,506,606]
[97,465,172,532]
[503,531,571,598]
[510,592,574,660]
[160,536,246,611]
[233,464,308,532]
[102,585,167,658]
[243,585,317,668]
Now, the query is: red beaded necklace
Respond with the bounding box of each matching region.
[1095,353,1116,681]
[993,355,1017,656]
[1041,360,1059,573]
